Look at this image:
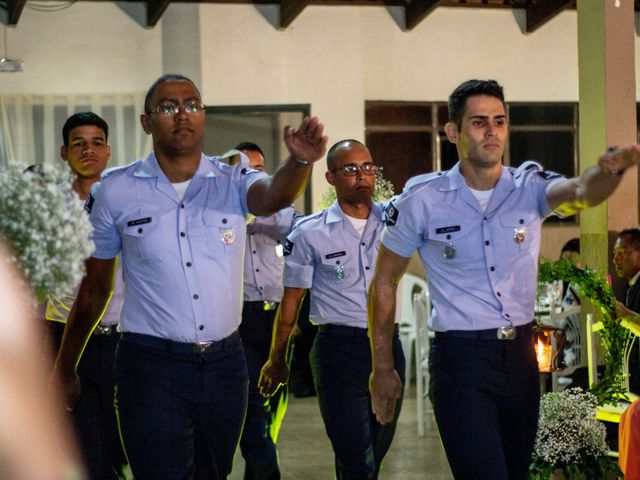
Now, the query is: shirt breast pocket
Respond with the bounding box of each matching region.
[427,225,477,266]
[499,212,537,255]
[318,251,350,285]
[122,216,163,263]
[203,212,242,258]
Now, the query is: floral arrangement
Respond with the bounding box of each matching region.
[530,388,621,479]
[318,167,396,210]
[0,162,94,303]
[538,257,628,405]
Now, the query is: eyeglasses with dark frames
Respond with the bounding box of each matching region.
[330,163,378,177]
[148,101,205,116]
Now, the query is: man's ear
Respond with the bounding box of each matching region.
[325,170,336,186]
[60,145,68,162]
[140,114,151,135]
[444,122,459,144]
[106,143,112,162]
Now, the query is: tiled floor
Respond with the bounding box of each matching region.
[230,385,454,479]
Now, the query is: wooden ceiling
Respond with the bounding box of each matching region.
[4,0,640,32]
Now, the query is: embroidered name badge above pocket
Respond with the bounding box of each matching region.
[127,217,152,227]
[435,225,461,234]
[325,251,346,260]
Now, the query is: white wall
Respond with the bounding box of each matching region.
[0,2,162,94]
[0,3,637,258]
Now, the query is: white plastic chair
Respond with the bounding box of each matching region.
[413,290,434,436]
[396,273,428,389]
[548,305,581,391]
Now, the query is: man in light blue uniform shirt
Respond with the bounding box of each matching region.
[260,140,405,480]
[47,112,128,479]
[368,79,640,480]
[52,74,327,480]
[230,142,300,480]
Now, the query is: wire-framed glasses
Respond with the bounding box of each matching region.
[331,163,378,177]
[149,101,205,116]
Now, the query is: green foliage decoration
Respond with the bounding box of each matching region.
[538,258,630,405]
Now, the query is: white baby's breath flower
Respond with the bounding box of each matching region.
[531,387,612,477]
[318,167,395,211]
[0,162,94,302]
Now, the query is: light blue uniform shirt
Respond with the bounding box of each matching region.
[89,152,266,342]
[243,207,299,303]
[382,161,561,332]
[284,201,384,329]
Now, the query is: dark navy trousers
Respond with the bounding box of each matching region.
[47,321,127,480]
[310,324,405,480]
[115,331,249,480]
[428,326,540,480]
[238,302,289,480]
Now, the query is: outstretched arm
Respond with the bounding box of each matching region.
[52,256,115,409]
[259,286,307,397]
[248,117,328,216]
[547,144,640,216]
[369,245,411,424]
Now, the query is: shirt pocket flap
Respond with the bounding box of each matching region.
[500,212,536,228]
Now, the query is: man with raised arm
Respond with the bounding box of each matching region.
[53,74,327,480]
[369,79,639,480]
[260,140,405,479]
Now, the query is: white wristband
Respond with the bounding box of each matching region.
[293,157,310,166]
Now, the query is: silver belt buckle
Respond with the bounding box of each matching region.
[94,325,112,335]
[193,341,214,353]
[497,326,516,340]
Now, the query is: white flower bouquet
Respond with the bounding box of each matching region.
[530,387,621,479]
[0,162,94,303]
[318,167,396,210]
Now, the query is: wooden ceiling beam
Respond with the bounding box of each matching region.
[525,0,572,34]
[7,0,27,26]
[147,0,173,26]
[280,0,311,28]
[405,0,440,30]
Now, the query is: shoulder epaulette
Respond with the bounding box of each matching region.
[512,160,542,179]
[294,210,324,230]
[101,160,141,179]
[403,171,446,193]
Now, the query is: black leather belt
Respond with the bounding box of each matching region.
[318,323,399,338]
[121,331,239,354]
[318,324,368,338]
[434,322,533,341]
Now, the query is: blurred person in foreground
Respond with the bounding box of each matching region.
[0,240,85,480]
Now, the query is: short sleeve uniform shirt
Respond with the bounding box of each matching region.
[382,161,562,332]
[89,153,266,342]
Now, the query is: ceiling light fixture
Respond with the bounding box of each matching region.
[0,24,23,73]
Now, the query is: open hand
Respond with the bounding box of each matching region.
[369,368,402,424]
[284,116,328,165]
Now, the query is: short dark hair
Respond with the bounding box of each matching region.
[619,228,640,251]
[144,74,201,113]
[561,238,580,255]
[448,79,505,127]
[326,139,366,171]
[62,112,109,146]
[234,142,264,157]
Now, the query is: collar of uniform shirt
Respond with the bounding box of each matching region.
[324,200,383,224]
